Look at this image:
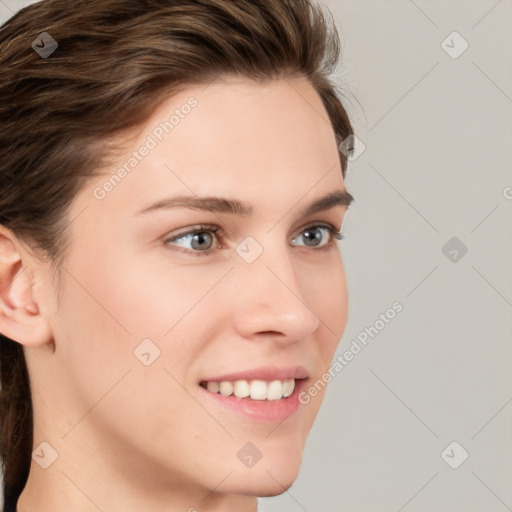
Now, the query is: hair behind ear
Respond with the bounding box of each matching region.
[0,335,33,512]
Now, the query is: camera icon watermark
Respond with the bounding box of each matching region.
[236,236,263,264]
[31,32,58,59]
[338,134,366,162]
[441,31,469,59]
[133,338,161,366]
[442,236,468,263]
[441,441,469,469]
[32,441,59,469]
[237,442,262,468]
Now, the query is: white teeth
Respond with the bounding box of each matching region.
[206,381,220,393]
[219,381,234,396]
[282,379,294,398]
[250,380,267,400]
[266,380,283,400]
[233,380,250,398]
[203,378,296,400]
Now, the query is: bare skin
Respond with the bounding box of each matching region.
[0,75,351,512]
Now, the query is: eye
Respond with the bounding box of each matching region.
[163,223,345,257]
[163,224,220,256]
[291,223,345,249]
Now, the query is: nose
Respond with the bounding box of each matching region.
[230,239,320,344]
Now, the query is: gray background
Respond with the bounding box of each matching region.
[1,0,511,511]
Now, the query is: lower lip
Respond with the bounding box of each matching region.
[198,379,308,424]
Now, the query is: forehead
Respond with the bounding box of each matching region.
[72,76,344,220]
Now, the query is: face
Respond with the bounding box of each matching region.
[31,76,351,499]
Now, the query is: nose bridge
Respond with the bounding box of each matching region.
[231,234,320,340]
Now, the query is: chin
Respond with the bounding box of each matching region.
[223,448,303,496]
[228,471,299,498]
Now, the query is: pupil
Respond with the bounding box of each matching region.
[305,228,321,246]
[192,232,210,250]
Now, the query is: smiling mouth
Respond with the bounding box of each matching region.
[199,378,308,401]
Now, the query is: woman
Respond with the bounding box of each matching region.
[0,0,355,510]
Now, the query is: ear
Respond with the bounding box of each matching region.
[0,226,53,347]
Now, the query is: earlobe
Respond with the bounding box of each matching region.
[0,228,53,348]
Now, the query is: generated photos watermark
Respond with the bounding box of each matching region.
[299,301,403,404]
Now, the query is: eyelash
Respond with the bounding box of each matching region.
[163,223,345,257]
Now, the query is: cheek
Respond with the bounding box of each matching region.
[54,254,230,410]
[307,253,348,342]
[60,246,209,340]
[52,259,223,466]
[95,257,229,339]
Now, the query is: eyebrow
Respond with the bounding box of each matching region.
[135,189,354,218]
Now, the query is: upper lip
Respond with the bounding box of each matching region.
[200,365,309,383]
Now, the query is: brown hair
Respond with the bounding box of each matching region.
[0,0,354,509]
